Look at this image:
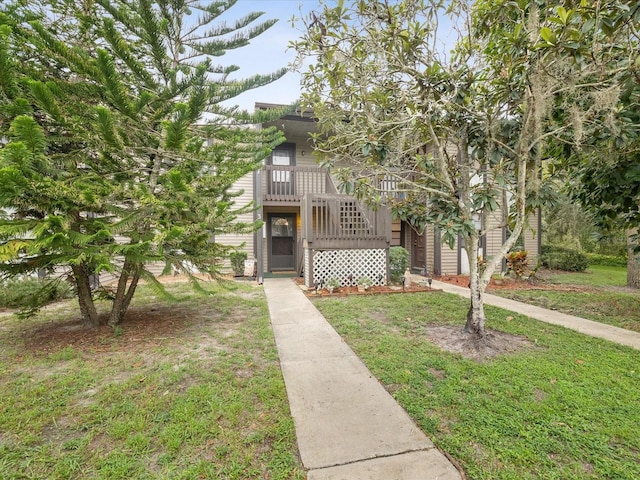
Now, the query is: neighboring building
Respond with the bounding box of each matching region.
[221,103,540,287]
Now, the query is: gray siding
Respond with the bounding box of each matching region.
[523,210,540,260]
[440,237,459,275]
[485,207,505,259]
[216,171,256,264]
[425,224,436,274]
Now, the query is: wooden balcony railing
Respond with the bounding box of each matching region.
[263,165,333,202]
[301,193,391,250]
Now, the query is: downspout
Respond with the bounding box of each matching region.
[255,167,264,284]
[501,189,509,273]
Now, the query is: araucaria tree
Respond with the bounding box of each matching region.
[293,0,636,338]
[0,0,288,327]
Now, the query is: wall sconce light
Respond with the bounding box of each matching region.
[301,150,306,156]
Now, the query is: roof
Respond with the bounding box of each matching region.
[255,102,316,122]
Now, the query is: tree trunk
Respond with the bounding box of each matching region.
[72,264,99,328]
[464,232,488,337]
[108,259,141,326]
[627,229,640,289]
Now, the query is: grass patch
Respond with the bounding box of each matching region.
[0,280,304,480]
[315,292,640,480]
[0,277,74,309]
[545,265,628,288]
[495,290,640,332]
[493,266,640,332]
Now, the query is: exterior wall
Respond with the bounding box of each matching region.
[425,224,436,275]
[390,219,402,247]
[523,209,541,261]
[484,207,505,260]
[215,171,255,269]
[403,224,412,264]
[288,137,316,167]
[440,237,459,275]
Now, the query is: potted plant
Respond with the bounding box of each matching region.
[357,276,373,292]
[325,277,340,294]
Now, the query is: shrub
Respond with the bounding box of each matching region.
[389,246,409,283]
[229,251,248,276]
[505,250,529,279]
[585,253,627,267]
[325,277,340,291]
[540,245,588,272]
[0,277,73,309]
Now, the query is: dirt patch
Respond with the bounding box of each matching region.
[532,388,547,402]
[17,281,253,357]
[369,310,390,323]
[428,367,446,379]
[21,304,203,356]
[424,324,535,361]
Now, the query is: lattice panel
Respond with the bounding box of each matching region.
[309,249,387,287]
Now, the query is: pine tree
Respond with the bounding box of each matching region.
[0,1,291,326]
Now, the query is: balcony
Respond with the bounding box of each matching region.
[262,165,333,203]
[260,165,391,249]
[301,193,391,250]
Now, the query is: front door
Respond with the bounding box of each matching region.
[411,229,426,273]
[269,214,296,271]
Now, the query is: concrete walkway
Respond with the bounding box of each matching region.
[429,279,640,351]
[263,278,462,480]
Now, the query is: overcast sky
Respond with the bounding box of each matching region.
[219,1,456,112]
[219,0,318,112]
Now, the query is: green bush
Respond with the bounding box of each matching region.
[229,251,248,276]
[0,277,73,309]
[389,246,409,283]
[540,245,589,272]
[585,253,627,267]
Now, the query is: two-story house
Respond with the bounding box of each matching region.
[218,103,540,288]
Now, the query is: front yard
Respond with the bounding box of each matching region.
[314,290,640,479]
[1,266,637,480]
[0,281,304,480]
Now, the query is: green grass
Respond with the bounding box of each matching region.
[494,290,640,332]
[544,265,628,287]
[494,266,640,332]
[0,281,304,480]
[314,292,640,480]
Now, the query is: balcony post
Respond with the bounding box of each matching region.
[303,193,313,244]
[255,168,264,284]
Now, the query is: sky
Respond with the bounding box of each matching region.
[218,0,319,112]
[217,1,456,112]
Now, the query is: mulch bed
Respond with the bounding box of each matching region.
[294,278,440,298]
[436,274,593,292]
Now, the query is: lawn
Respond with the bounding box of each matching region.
[543,265,628,288]
[0,280,304,480]
[491,265,640,332]
[314,292,640,480]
